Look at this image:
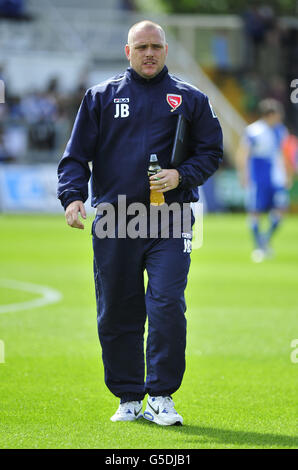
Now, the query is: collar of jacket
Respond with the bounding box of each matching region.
[127,65,168,85]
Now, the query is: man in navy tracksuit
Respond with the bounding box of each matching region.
[57,20,223,425]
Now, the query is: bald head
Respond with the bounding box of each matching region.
[125,21,168,79]
[127,21,166,46]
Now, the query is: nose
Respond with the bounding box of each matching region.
[146,46,154,56]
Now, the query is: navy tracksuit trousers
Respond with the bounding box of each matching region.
[92,211,192,402]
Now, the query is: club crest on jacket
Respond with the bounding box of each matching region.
[167,94,182,112]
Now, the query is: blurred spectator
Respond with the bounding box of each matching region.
[54,100,71,154]
[283,133,298,174]
[234,4,298,134]
[46,77,60,101]
[242,2,276,70]
[0,64,5,81]
[67,82,87,124]
[20,91,57,124]
[240,71,266,114]
[0,0,29,19]
[212,30,230,71]
[258,27,283,78]
[266,76,287,108]
[1,94,27,161]
[20,90,57,151]
[0,124,13,162]
[0,70,91,163]
[0,63,9,102]
[282,27,298,80]
[28,117,56,151]
[119,0,136,11]
[3,121,27,161]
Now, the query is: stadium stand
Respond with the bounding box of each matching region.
[0,0,247,165]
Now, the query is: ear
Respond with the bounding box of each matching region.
[165,43,168,57]
[125,44,130,61]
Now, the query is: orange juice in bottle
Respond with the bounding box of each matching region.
[148,154,165,206]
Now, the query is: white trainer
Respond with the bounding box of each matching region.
[143,396,183,426]
[110,401,143,422]
[251,248,266,263]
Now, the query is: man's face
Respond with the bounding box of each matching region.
[272,112,282,125]
[267,111,283,126]
[125,26,168,79]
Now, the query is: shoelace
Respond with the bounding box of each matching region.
[118,401,141,414]
[154,396,176,413]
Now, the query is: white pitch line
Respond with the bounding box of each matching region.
[0,279,63,314]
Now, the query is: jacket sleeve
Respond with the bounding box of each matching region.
[177,93,223,189]
[57,88,99,210]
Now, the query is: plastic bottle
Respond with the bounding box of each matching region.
[148,154,165,206]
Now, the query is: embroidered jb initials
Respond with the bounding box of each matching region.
[183,239,192,253]
[114,98,130,118]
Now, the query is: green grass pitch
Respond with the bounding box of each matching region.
[0,212,297,449]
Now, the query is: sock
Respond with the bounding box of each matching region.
[265,212,282,245]
[249,215,263,249]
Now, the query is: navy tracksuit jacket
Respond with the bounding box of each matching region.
[57,65,223,401]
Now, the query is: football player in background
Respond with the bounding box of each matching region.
[236,98,292,262]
